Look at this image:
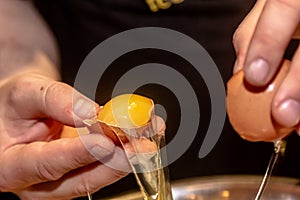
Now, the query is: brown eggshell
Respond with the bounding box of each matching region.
[60,124,128,145]
[60,126,89,138]
[97,122,129,145]
[226,60,294,142]
[84,121,129,145]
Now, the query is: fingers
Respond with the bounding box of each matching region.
[243,0,300,86]
[8,74,99,126]
[272,49,300,129]
[14,118,165,199]
[0,133,115,191]
[232,0,300,140]
[233,0,267,73]
[18,147,130,200]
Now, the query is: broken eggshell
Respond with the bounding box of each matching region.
[61,94,165,160]
[84,94,155,144]
[98,94,154,129]
[226,60,294,142]
[83,94,165,160]
[83,118,129,145]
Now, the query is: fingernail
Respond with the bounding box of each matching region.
[277,99,300,127]
[73,97,97,119]
[246,59,269,85]
[81,134,115,160]
[91,146,113,159]
[93,134,115,158]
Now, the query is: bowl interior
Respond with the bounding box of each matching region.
[103,175,300,200]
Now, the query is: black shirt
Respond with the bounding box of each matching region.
[4,0,300,199]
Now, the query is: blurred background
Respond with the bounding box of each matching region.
[4,0,300,199]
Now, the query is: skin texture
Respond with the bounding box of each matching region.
[227,60,294,142]
[232,0,300,139]
[0,1,162,199]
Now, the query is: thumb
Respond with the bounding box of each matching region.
[1,133,115,191]
[8,74,99,126]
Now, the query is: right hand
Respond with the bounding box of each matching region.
[232,0,300,139]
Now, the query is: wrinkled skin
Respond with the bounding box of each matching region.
[0,73,133,199]
[0,72,166,199]
[0,1,166,199]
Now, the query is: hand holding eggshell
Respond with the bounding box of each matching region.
[83,94,164,156]
[227,60,295,142]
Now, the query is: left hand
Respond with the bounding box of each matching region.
[0,73,131,200]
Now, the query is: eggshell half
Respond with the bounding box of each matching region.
[60,126,89,138]
[226,60,294,142]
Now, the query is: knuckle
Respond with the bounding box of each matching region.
[35,147,63,181]
[9,75,33,104]
[42,81,62,103]
[8,73,52,107]
[35,140,92,182]
[43,81,72,112]
[44,81,68,96]
[256,27,278,45]
[36,161,63,182]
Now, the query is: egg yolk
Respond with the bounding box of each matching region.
[98,94,154,128]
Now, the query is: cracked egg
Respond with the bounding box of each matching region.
[226,60,294,142]
[85,94,155,145]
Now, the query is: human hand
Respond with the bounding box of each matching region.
[232,0,300,137]
[0,73,132,200]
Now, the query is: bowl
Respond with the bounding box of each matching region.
[103,175,300,200]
